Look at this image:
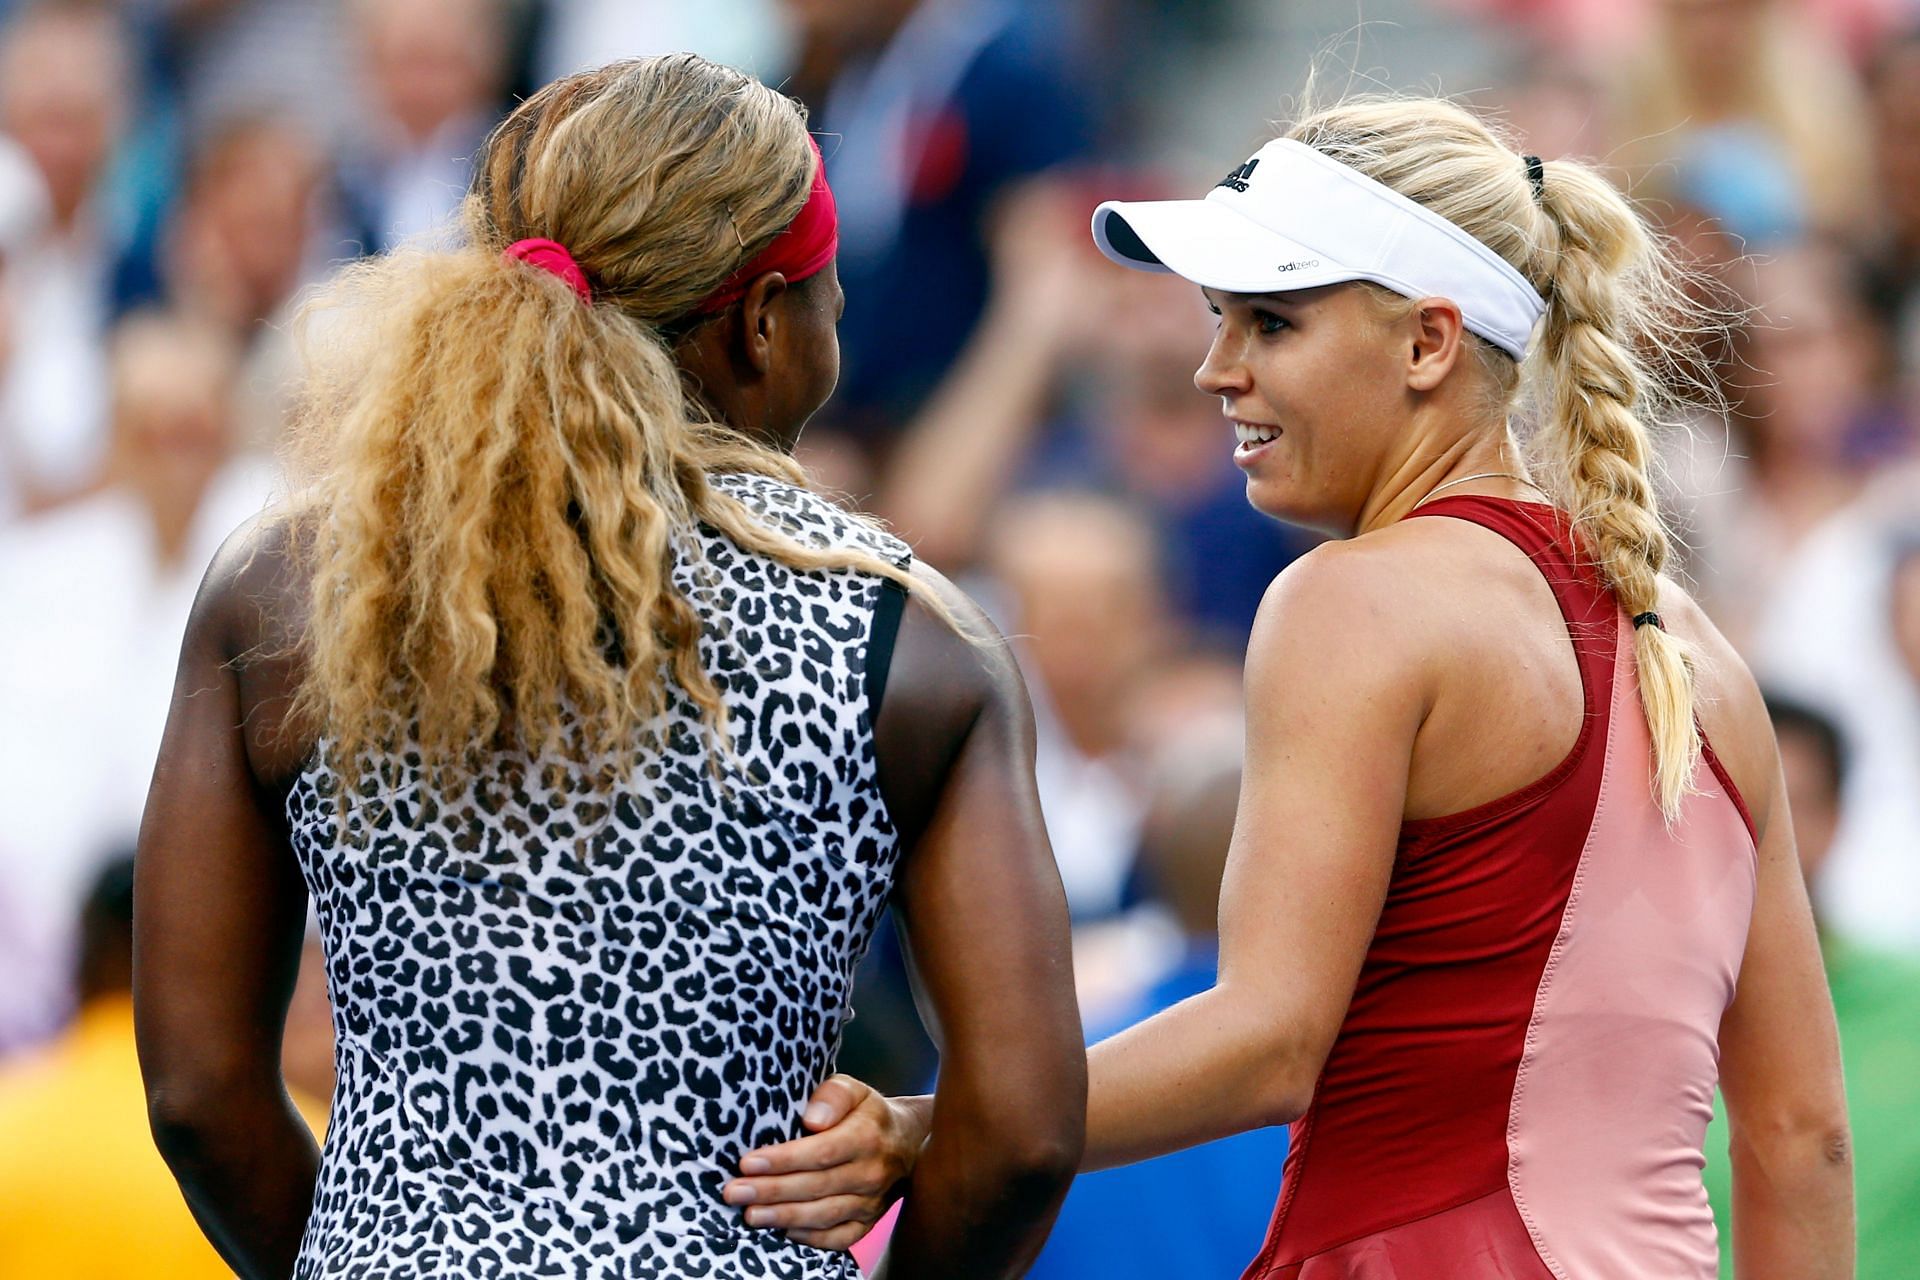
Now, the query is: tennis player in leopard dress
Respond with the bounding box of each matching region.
[134,54,1083,1280]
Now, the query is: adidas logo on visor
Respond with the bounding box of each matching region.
[1217,158,1259,193]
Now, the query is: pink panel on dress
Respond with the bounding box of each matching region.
[1506,617,1758,1279]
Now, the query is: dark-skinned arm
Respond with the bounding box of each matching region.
[135,520,320,1279]
[727,563,1085,1276]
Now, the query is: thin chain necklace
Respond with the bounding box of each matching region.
[1414,470,1549,509]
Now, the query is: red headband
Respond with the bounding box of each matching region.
[697,136,839,314]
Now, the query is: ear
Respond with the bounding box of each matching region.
[1404,298,1467,392]
[734,271,791,377]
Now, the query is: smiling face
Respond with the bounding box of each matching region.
[1196,283,1422,535]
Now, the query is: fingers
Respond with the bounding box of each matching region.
[800,1073,870,1132]
[737,1194,875,1234]
[724,1159,889,1209]
[738,1077,886,1176]
[736,1123,870,1177]
[786,1222,875,1252]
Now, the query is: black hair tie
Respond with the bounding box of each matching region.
[1632,611,1663,630]
[1523,154,1545,202]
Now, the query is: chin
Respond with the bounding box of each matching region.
[1242,471,1305,522]
[1243,474,1346,537]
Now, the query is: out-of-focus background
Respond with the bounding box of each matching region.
[0,0,1915,1275]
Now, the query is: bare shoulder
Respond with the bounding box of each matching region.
[892,559,1015,711]
[186,509,317,788]
[1250,521,1490,685]
[873,560,1032,849]
[191,509,311,664]
[1258,528,1442,626]
[1656,578,1778,839]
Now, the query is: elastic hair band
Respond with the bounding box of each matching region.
[1632,611,1663,630]
[1523,155,1545,202]
[504,237,592,304]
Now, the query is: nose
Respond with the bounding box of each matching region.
[1194,327,1249,400]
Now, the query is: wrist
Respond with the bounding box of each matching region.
[887,1093,936,1198]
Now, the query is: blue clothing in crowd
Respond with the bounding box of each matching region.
[1026,948,1287,1280]
[818,0,1094,443]
[1024,418,1314,646]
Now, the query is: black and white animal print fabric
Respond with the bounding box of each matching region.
[287,473,911,1278]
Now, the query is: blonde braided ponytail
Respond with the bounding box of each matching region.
[1531,162,1700,818]
[1289,96,1719,820]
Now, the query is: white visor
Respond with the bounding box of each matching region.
[1092,138,1546,360]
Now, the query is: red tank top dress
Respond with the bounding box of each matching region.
[1241,496,1759,1280]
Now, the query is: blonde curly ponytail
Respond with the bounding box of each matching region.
[1288,97,1718,820]
[284,54,930,802]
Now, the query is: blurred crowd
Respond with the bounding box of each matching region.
[0,0,1917,1276]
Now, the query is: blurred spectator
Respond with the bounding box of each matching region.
[167,114,328,334]
[1701,695,1920,1278]
[1692,244,1920,948]
[1742,514,1920,950]
[1435,0,1904,65]
[784,0,1096,457]
[1613,0,1874,237]
[0,1,138,514]
[1027,719,1286,1280]
[1662,125,1808,249]
[1493,51,1612,164]
[1678,246,1891,649]
[339,0,512,252]
[149,0,354,148]
[165,113,337,444]
[0,856,325,1274]
[841,488,1172,1095]
[0,136,50,521]
[983,492,1169,923]
[1072,644,1246,1013]
[1863,27,1920,367]
[881,176,1310,641]
[533,0,791,84]
[0,311,272,1051]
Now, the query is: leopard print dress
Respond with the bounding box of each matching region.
[287,474,910,1278]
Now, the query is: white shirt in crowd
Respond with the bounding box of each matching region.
[0,454,278,1051]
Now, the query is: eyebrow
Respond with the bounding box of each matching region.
[1201,287,1314,306]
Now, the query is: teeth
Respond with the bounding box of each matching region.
[1234,423,1280,445]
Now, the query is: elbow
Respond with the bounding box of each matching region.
[997,1080,1086,1190]
[1246,1034,1328,1129]
[1250,1070,1313,1130]
[1822,1124,1855,1174]
[147,1083,222,1167]
[1207,983,1323,1131]
[965,1126,1079,1218]
[144,1070,265,1167]
[1729,1105,1853,1179]
[957,1075,1085,1196]
[1004,1119,1083,1192]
